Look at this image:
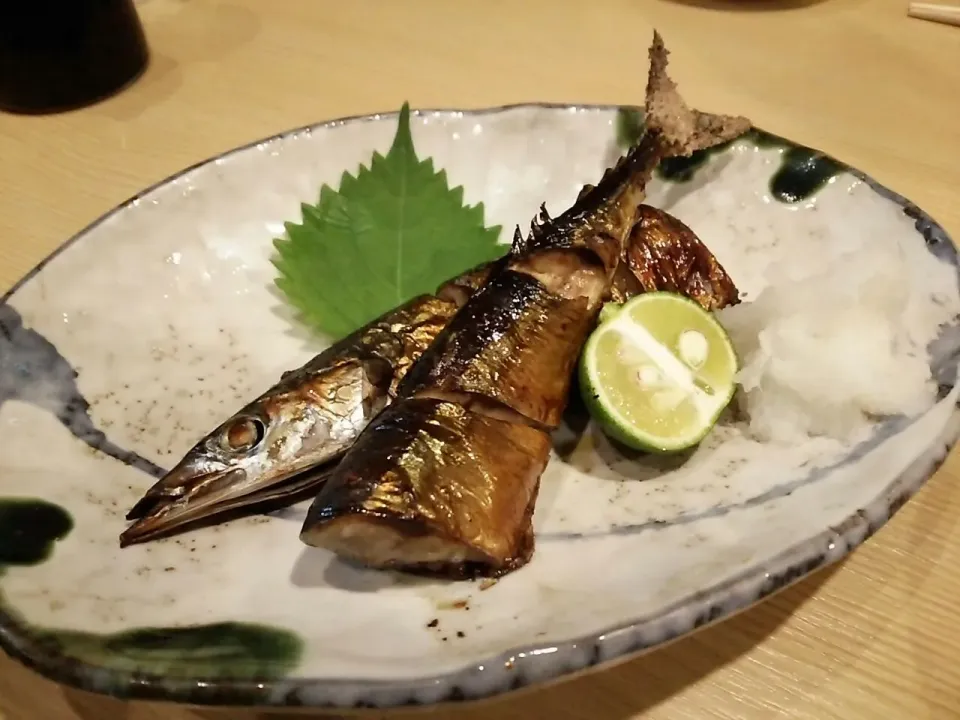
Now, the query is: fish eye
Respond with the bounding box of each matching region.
[220,417,266,454]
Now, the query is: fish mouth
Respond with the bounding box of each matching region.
[120,467,248,547]
[119,466,331,548]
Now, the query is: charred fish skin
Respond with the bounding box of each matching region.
[300,31,752,579]
[119,262,498,547]
[304,398,549,578]
[300,239,607,576]
[398,257,606,429]
[299,217,611,577]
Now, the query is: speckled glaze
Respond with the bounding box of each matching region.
[1,105,958,710]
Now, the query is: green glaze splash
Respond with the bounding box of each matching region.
[0,499,73,567]
[0,497,303,683]
[614,106,735,182]
[34,622,303,680]
[615,116,848,203]
[769,146,846,204]
[741,129,847,203]
[656,141,736,183]
[615,107,645,150]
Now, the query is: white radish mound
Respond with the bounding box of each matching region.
[716,232,960,444]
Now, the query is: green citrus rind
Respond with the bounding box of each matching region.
[579,292,738,454]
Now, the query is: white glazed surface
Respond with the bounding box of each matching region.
[1,106,958,708]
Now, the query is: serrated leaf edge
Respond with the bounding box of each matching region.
[272,100,505,339]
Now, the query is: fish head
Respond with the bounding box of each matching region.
[120,358,393,546]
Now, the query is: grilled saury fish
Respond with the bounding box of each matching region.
[121,198,739,547]
[119,264,494,546]
[121,33,746,550]
[297,32,750,578]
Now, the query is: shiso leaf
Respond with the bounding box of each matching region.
[273,103,504,339]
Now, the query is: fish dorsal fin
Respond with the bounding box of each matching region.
[528,203,552,245]
[586,152,631,197]
[509,225,527,256]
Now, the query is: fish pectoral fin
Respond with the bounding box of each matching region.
[626,204,741,311]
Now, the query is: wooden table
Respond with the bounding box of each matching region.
[2,0,959,717]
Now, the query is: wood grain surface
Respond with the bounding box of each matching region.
[1,0,959,718]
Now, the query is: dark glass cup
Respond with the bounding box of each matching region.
[0,0,150,115]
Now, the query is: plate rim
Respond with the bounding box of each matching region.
[0,102,957,709]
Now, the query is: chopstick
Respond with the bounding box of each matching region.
[907,2,960,27]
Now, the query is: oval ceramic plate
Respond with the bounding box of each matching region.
[1,104,959,710]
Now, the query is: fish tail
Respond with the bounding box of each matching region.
[643,30,752,157]
[564,30,753,255]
